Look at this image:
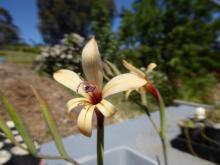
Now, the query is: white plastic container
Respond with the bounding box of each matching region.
[77,146,157,165]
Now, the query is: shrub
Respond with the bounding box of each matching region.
[178,74,217,104]
[33,33,84,75]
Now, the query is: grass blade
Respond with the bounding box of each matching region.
[31,86,68,158]
[0,94,37,155]
[0,116,16,142]
[0,117,27,150]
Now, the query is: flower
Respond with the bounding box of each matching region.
[195,107,206,120]
[53,38,146,137]
[123,60,160,104]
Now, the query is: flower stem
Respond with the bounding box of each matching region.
[96,110,104,165]
[144,84,168,165]
[161,138,168,165]
[157,91,168,165]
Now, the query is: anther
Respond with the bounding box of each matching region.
[76,82,96,93]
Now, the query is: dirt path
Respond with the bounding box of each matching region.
[0,63,117,143]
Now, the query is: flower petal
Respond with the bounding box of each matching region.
[146,63,157,74]
[77,105,95,137]
[102,73,146,98]
[82,38,103,89]
[96,99,117,117]
[53,69,89,98]
[123,60,145,78]
[67,98,90,113]
[139,87,147,106]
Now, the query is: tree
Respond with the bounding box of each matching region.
[90,0,119,61]
[37,0,115,44]
[0,7,19,46]
[119,0,220,80]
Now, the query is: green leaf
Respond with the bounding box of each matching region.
[0,94,37,155]
[0,116,16,143]
[31,87,68,158]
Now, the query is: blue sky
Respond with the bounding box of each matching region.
[0,0,134,44]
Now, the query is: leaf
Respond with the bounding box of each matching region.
[0,116,16,143]
[105,60,121,76]
[31,86,68,158]
[0,94,37,155]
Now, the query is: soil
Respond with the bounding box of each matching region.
[0,63,117,143]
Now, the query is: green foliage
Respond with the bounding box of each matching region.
[1,44,41,54]
[119,0,220,80]
[90,0,119,62]
[37,0,115,44]
[0,116,18,145]
[31,87,69,158]
[0,90,79,164]
[34,33,84,75]
[37,0,91,44]
[0,7,19,45]
[207,108,220,123]
[0,93,37,155]
[182,119,195,128]
[118,0,220,104]
[0,50,38,64]
[178,74,217,104]
[149,70,175,105]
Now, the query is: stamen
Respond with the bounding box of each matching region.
[76,81,101,104]
[76,81,96,93]
[84,85,96,93]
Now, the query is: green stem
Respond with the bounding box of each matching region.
[157,92,168,165]
[161,138,168,165]
[145,85,168,165]
[130,92,168,165]
[130,97,160,134]
[96,110,104,165]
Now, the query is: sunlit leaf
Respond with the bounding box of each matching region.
[31,87,68,158]
[0,94,37,155]
[0,116,16,143]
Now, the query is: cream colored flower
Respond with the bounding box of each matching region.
[123,60,158,105]
[53,38,146,137]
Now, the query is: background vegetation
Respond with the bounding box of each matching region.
[1,0,220,106]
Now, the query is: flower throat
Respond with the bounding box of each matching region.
[77,82,102,104]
